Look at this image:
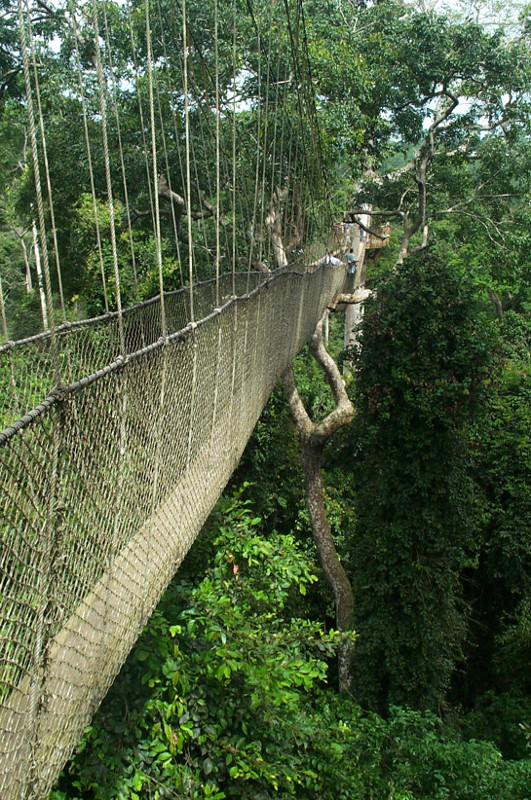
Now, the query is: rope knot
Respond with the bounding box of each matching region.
[50,385,69,403]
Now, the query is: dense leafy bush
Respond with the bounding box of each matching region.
[51,488,530,800]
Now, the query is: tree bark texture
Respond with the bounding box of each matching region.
[282,314,356,692]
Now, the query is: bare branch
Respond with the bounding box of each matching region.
[328,289,373,310]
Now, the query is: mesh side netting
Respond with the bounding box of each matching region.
[0,272,263,432]
[0,265,346,800]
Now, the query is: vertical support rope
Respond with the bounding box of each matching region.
[145,0,168,340]
[214,0,221,307]
[209,325,223,470]
[182,0,195,321]
[153,0,185,285]
[186,336,198,473]
[90,0,125,354]
[16,0,60,384]
[0,274,9,342]
[231,0,237,296]
[26,2,66,322]
[126,0,162,283]
[71,9,109,314]
[248,6,262,287]
[228,301,238,461]
[102,0,140,305]
[151,349,168,514]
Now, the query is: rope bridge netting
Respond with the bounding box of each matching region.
[0,0,347,796]
[0,264,346,800]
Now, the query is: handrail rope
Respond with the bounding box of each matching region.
[71,7,109,313]
[90,0,125,354]
[145,0,168,340]
[17,0,60,384]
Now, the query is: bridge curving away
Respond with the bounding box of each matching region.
[0,265,347,800]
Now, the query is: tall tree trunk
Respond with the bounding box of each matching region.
[282,314,356,692]
[345,212,369,349]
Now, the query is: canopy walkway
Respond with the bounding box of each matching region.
[0,265,348,800]
[0,0,355,794]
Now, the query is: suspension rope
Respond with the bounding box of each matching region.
[16,0,60,383]
[26,2,66,322]
[182,0,195,319]
[71,7,109,313]
[145,0,167,339]
[90,0,125,353]
[231,0,237,295]
[153,0,187,284]
[0,274,8,343]
[102,0,140,305]
[214,0,221,305]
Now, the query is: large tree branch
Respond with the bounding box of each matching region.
[308,316,355,443]
[282,365,313,439]
[328,289,373,310]
[394,92,460,264]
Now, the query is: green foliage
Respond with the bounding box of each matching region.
[350,249,498,711]
[456,309,531,710]
[50,487,531,800]
[52,488,341,799]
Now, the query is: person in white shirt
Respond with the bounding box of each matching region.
[319,251,343,267]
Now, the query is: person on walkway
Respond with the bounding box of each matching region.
[319,251,343,267]
[346,248,357,276]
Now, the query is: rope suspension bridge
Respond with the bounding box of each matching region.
[0,1,353,797]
